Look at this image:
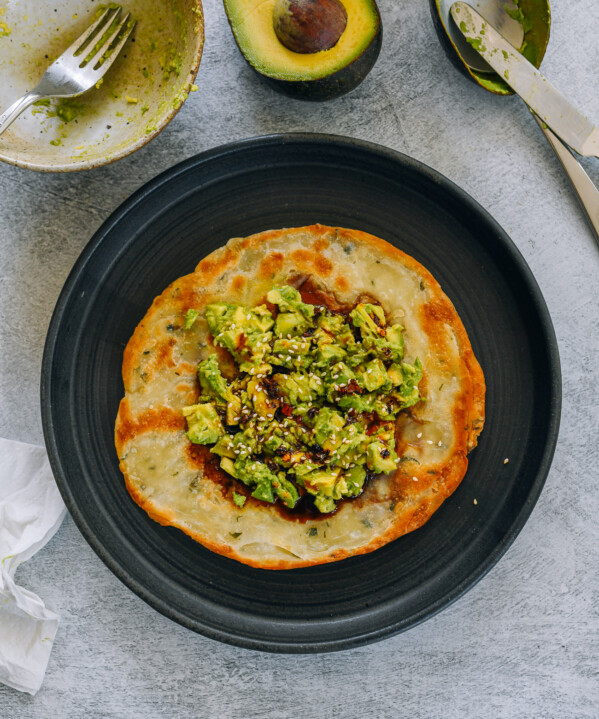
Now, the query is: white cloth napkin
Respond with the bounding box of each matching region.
[0,437,66,695]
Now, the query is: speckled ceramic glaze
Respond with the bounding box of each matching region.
[0,0,204,171]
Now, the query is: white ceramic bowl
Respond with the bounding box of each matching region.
[0,0,204,172]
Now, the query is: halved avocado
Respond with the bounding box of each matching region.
[430,0,551,95]
[223,0,382,101]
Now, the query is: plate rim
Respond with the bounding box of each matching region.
[41,132,562,652]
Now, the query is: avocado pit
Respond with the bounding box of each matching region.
[273,0,348,54]
[223,0,382,100]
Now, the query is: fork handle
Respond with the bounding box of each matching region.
[534,115,599,248]
[0,91,42,138]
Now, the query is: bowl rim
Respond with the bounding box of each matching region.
[0,0,204,173]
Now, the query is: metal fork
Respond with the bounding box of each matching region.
[0,6,135,137]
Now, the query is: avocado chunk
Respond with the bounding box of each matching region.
[183,403,225,445]
[384,324,404,361]
[198,355,232,407]
[274,311,311,337]
[267,286,315,318]
[303,465,366,510]
[183,308,200,330]
[223,0,382,101]
[350,302,386,338]
[366,440,398,473]
[315,342,346,365]
[270,337,312,369]
[358,358,389,392]
[344,465,366,496]
[303,468,341,496]
[313,407,345,447]
[393,359,423,409]
[314,495,336,513]
[275,372,324,405]
[272,474,299,508]
[205,302,274,363]
[232,491,246,507]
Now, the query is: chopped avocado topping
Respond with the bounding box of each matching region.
[184,286,424,513]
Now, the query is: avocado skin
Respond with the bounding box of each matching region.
[429,0,550,96]
[258,23,382,101]
[429,0,475,85]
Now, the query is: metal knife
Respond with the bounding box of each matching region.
[450,1,599,157]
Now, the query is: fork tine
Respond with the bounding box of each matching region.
[83,12,132,70]
[90,19,137,76]
[62,6,119,59]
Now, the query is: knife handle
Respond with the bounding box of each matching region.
[534,115,599,248]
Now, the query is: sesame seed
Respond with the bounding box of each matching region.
[438,441,442,446]
[426,440,433,445]
[412,476,418,482]
[473,498,478,505]
[504,458,509,464]
[367,368,372,374]
[416,432,422,438]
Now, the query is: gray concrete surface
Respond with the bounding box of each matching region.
[1,0,598,717]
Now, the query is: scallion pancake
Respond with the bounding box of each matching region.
[115,225,485,568]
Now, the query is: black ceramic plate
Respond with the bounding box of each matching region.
[42,134,561,652]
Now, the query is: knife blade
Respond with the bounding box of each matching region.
[450,1,599,157]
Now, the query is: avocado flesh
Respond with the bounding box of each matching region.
[223,0,380,82]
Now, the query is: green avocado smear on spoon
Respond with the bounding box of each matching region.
[183,285,423,514]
